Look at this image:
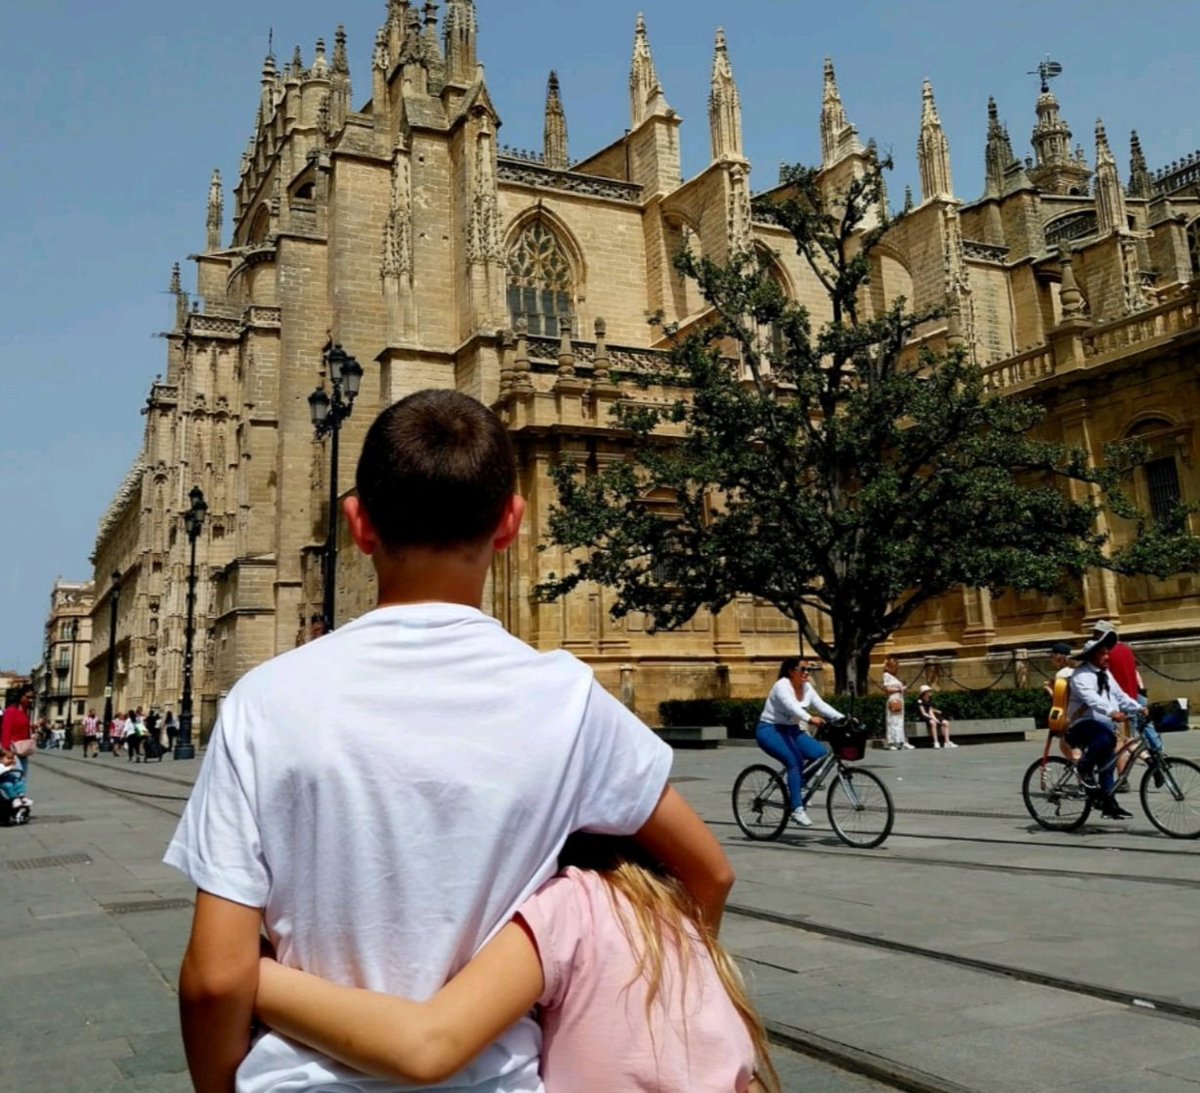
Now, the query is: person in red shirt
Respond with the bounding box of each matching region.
[1091,620,1140,783]
[1,686,35,777]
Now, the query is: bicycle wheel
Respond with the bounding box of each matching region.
[1140,757,1200,839]
[732,764,790,841]
[826,767,894,849]
[1021,756,1092,831]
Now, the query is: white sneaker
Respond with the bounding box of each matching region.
[932,741,942,749]
[901,742,916,750]
[944,741,958,749]
[791,808,813,828]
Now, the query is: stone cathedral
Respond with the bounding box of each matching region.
[89,2,1200,731]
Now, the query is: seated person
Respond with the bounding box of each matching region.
[916,685,955,748]
[0,749,33,810]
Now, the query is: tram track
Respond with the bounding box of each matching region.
[36,758,189,817]
[711,814,1199,857]
[721,836,1200,891]
[725,901,1200,1025]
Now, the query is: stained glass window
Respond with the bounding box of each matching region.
[507,221,573,336]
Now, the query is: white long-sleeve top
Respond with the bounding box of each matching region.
[1066,662,1142,727]
[759,678,843,728]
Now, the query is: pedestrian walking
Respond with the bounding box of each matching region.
[110,712,126,758]
[126,708,147,763]
[82,709,100,757]
[164,710,178,754]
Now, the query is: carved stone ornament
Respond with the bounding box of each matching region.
[497,157,642,204]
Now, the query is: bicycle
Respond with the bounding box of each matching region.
[731,718,895,849]
[1021,721,1200,838]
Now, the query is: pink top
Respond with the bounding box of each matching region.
[517,867,756,1093]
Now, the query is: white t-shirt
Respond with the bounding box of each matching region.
[759,678,841,727]
[164,603,673,1093]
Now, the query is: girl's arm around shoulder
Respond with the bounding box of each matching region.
[633,784,735,933]
[254,922,544,1087]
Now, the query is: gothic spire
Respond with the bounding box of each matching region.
[820,58,861,169]
[443,0,477,85]
[708,29,744,162]
[983,96,1017,198]
[917,79,953,200]
[311,37,329,77]
[290,44,304,78]
[206,169,223,251]
[543,71,569,171]
[1129,129,1153,199]
[630,13,668,128]
[260,50,278,125]
[1094,119,1128,235]
[333,25,349,74]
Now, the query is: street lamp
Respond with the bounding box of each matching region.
[309,342,363,633]
[100,570,121,754]
[175,485,207,760]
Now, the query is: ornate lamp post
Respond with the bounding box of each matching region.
[175,485,208,761]
[100,570,121,754]
[308,343,363,633]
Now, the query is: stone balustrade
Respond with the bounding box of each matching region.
[980,344,1055,393]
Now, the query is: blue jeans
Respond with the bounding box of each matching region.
[1066,719,1117,795]
[1136,696,1164,753]
[756,721,829,808]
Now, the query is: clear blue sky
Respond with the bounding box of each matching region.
[2,0,1197,669]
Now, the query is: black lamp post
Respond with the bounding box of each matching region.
[308,343,363,633]
[175,485,208,760]
[100,570,121,754]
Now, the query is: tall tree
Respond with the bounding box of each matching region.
[539,159,1200,693]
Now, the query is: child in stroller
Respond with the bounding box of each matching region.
[0,749,32,826]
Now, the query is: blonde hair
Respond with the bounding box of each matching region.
[560,835,780,1093]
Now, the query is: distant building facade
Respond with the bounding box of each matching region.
[91,3,1200,726]
[37,581,94,728]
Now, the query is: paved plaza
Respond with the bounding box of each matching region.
[3,731,1199,1091]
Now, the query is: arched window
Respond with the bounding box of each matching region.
[1187,219,1200,277]
[753,248,792,367]
[1128,418,1186,526]
[507,221,573,336]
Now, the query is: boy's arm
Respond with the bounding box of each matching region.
[178,891,263,1093]
[255,921,543,1086]
[634,784,735,933]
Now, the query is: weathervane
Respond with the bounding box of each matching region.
[1029,57,1063,93]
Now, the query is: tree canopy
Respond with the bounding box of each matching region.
[539,158,1200,692]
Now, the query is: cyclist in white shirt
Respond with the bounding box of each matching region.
[1065,629,1142,820]
[756,658,843,828]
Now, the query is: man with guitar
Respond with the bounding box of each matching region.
[1061,629,1143,820]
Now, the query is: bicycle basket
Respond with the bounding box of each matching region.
[826,719,868,762]
[1149,700,1190,732]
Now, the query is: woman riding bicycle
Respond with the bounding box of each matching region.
[756,658,843,828]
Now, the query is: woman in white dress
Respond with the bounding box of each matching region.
[881,656,913,750]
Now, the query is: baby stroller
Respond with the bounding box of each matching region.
[140,733,166,762]
[0,767,32,826]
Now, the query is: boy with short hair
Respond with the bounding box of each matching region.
[166,389,733,1093]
